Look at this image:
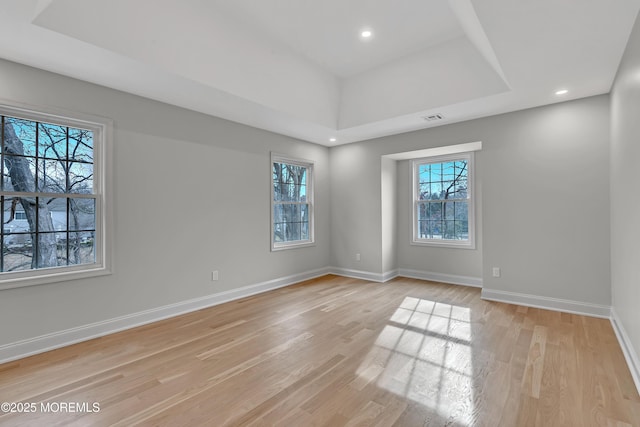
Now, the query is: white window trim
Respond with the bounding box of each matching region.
[411,152,476,250]
[0,100,113,290]
[271,153,315,251]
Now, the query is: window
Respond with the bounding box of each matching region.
[0,103,111,289]
[271,154,314,250]
[412,152,475,249]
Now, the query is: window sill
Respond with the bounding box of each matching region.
[272,240,316,252]
[411,239,476,250]
[0,265,112,291]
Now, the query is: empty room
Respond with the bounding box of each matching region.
[1,0,640,426]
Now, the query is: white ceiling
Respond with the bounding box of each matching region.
[209,0,465,77]
[0,0,638,146]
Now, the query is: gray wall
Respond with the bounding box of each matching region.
[0,59,330,345]
[0,57,614,349]
[330,130,484,276]
[482,96,610,304]
[329,142,383,273]
[611,11,640,368]
[331,95,611,305]
[381,157,397,273]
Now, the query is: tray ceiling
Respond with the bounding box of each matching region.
[0,0,638,145]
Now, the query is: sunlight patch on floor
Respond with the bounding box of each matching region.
[356,297,474,425]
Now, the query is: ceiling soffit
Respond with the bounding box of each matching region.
[0,0,632,145]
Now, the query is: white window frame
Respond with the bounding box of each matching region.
[411,152,475,249]
[0,100,113,290]
[271,153,315,251]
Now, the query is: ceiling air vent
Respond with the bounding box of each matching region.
[422,114,444,122]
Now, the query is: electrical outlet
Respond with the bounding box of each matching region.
[211,270,219,281]
[492,267,500,278]
[356,253,361,262]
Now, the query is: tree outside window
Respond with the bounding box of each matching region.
[412,153,475,249]
[1,114,97,273]
[271,155,314,250]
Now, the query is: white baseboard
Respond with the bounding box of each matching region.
[382,269,399,282]
[610,308,640,395]
[328,267,481,287]
[0,267,331,364]
[397,268,483,288]
[328,267,387,283]
[481,288,611,318]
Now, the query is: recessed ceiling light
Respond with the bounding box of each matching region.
[360,29,373,39]
[329,137,337,142]
[555,89,569,95]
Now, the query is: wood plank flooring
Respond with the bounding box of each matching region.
[0,275,638,426]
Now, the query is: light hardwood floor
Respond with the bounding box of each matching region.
[0,275,638,426]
